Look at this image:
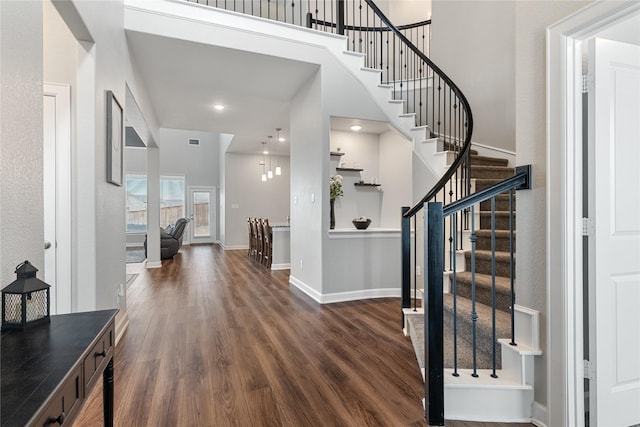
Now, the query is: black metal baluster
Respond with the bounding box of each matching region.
[509,188,517,346]
[470,203,478,377]
[452,211,459,376]
[413,214,418,311]
[491,196,498,378]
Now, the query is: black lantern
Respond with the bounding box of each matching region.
[2,260,51,331]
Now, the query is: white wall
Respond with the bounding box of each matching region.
[159,128,219,189]
[223,152,290,248]
[430,1,516,153]
[379,130,413,228]
[218,133,234,246]
[330,130,382,228]
[513,0,592,419]
[0,1,44,285]
[290,70,324,296]
[329,128,412,229]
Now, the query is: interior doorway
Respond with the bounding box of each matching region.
[43,83,72,314]
[547,4,640,426]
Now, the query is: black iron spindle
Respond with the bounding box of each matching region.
[509,188,517,346]
[452,212,459,376]
[491,196,498,378]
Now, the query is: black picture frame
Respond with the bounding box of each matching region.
[106,90,123,186]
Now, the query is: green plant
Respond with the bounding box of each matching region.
[330,175,343,200]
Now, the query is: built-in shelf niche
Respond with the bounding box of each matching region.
[336,167,364,172]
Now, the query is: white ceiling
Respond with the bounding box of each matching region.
[125,30,319,154]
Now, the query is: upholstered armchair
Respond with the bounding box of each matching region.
[144,218,189,259]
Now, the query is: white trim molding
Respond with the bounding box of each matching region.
[546,3,640,426]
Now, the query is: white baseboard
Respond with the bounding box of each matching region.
[289,275,322,303]
[531,400,548,427]
[289,276,399,304]
[115,312,129,346]
[221,244,249,251]
[271,263,290,270]
[145,260,162,269]
[320,288,400,304]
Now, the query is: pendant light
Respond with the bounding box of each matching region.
[267,135,274,179]
[261,142,267,182]
[275,128,282,176]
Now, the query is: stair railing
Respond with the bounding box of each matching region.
[414,165,531,425]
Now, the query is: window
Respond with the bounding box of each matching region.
[126,174,147,232]
[160,176,185,228]
[126,175,186,231]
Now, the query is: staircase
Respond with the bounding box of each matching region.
[403,151,541,422]
[172,0,541,423]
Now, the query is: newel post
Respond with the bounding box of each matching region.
[401,206,411,328]
[337,0,345,35]
[424,202,444,425]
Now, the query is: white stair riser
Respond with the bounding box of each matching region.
[500,342,537,386]
[444,385,534,422]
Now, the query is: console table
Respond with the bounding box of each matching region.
[1,309,118,426]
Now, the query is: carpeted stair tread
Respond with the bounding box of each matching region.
[450,271,514,312]
[464,249,515,262]
[475,229,516,252]
[479,193,517,211]
[479,211,516,230]
[442,141,478,155]
[443,293,510,362]
[470,165,515,180]
[470,154,509,167]
[405,310,496,372]
[464,250,515,277]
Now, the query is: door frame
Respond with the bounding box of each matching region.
[43,83,72,314]
[186,186,217,245]
[547,2,640,426]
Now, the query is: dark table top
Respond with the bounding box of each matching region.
[1,309,118,426]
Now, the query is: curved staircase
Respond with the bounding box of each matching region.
[173,0,541,423]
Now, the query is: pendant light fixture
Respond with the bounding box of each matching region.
[267,135,274,179]
[261,141,267,182]
[275,128,282,176]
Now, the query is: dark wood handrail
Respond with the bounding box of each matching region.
[359,0,474,218]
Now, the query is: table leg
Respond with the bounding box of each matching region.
[103,357,114,427]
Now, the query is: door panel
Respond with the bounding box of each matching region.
[188,187,216,244]
[589,38,640,427]
[43,84,72,314]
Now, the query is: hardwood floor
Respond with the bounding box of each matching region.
[75,245,533,427]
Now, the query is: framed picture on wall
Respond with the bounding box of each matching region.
[106,90,123,186]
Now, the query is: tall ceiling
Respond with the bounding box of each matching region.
[125,30,320,155]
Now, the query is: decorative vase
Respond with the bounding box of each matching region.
[330,198,335,230]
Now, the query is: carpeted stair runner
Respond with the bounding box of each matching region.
[406,148,516,375]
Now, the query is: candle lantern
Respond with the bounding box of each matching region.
[2,260,50,331]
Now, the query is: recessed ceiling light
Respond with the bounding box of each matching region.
[263,150,269,155]
[213,104,225,111]
[350,125,362,131]
[279,137,285,142]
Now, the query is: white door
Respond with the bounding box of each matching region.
[187,187,216,244]
[43,84,72,314]
[588,38,640,427]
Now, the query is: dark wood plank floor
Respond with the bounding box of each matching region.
[75,245,533,427]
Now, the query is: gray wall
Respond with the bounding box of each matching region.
[513,0,592,414]
[0,1,44,285]
[4,0,160,333]
[223,152,291,248]
[430,1,516,152]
